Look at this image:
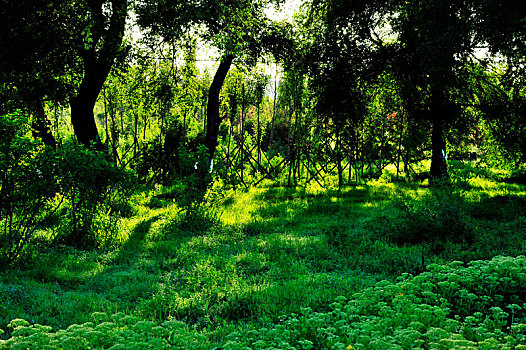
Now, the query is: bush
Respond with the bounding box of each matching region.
[0,312,209,349]
[0,113,63,266]
[0,113,138,255]
[384,186,473,249]
[134,120,203,185]
[222,255,526,350]
[53,143,136,248]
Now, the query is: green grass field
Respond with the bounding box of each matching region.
[1,161,526,348]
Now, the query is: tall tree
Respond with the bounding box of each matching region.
[393,0,475,179]
[136,0,285,176]
[70,0,128,149]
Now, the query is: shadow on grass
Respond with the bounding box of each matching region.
[6,176,525,336]
[245,181,526,275]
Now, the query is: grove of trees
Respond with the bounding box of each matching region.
[1,0,526,258]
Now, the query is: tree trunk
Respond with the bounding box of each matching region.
[70,0,127,150]
[32,102,56,149]
[430,118,447,179]
[70,55,109,150]
[203,54,234,162]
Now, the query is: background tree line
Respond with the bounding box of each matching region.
[1,0,526,259]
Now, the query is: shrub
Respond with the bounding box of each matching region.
[0,113,63,266]
[0,312,209,349]
[384,187,473,248]
[134,120,203,185]
[52,142,136,248]
[222,255,526,350]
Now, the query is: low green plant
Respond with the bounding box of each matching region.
[384,186,473,249]
[222,255,526,350]
[4,256,525,349]
[0,312,209,350]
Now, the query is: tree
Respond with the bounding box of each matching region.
[393,0,526,176]
[70,0,129,149]
[0,0,129,150]
[393,0,476,179]
[0,0,83,147]
[136,0,285,181]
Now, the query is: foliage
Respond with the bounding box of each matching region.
[0,0,83,113]
[473,0,526,60]
[478,74,526,168]
[0,113,63,266]
[222,255,526,350]
[136,0,283,58]
[0,312,208,349]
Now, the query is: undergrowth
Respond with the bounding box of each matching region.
[1,161,525,348]
[2,256,526,349]
[223,255,526,350]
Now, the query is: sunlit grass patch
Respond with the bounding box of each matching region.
[219,189,263,226]
[467,176,502,192]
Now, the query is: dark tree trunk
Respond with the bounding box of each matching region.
[70,0,127,150]
[430,91,448,179]
[203,54,234,162]
[430,118,448,179]
[70,55,110,150]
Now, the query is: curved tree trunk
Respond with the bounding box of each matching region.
[70,0,127,150]
[70,55,110,149]
[203,54,234,164]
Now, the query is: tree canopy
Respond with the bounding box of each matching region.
[1,0,526,176]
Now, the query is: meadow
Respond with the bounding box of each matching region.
[1,161,526,349]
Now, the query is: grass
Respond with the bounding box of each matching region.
[1,160,525,347]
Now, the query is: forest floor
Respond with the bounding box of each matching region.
[1,161,526,347]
